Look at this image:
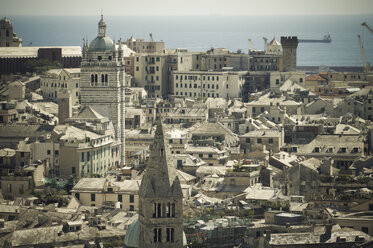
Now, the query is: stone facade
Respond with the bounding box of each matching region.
[80,15,126,164]
[138,122,184,247]
[0,17,22,47]
[281,36,298,72]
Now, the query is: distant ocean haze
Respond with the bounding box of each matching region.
[6,14,373,66]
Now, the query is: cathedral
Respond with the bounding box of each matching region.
[124,121,186,248]
[80,15,126,164]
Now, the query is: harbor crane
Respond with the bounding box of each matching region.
[248,38,254,52]
[263,37,268,50]
[357,34,370,72]
[361,22,373,34]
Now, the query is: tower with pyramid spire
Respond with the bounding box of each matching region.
[138,120,183,248]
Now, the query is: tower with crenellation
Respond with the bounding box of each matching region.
[281,36,298,72]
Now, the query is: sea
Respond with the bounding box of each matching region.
[6,15,373,67]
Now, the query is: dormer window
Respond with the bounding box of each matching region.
[340,147,347,153]
[314,147,320,153]
[352,147,359,153]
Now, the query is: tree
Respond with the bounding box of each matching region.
[24,59,62,74]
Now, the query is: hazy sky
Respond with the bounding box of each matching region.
[1,0,373,16]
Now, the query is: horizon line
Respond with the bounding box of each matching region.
[1,13,373,17]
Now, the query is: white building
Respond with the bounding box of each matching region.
[172,70,247,99]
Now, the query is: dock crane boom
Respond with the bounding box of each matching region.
[361,22,373,34]
[357,34,371,72]
[263,37,268,51]
[248,38,254,52]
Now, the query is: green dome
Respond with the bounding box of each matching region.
[88,36,114,52]
[124,219,139,247]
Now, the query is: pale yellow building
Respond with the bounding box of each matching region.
[56,125,114,179]
[71,177,140,211]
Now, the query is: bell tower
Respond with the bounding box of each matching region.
[98,14,107,37]
[138,120,183,248]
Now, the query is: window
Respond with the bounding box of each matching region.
[72,167,76,174]
[257,138,262,144]
[166,228,175,242]
[154,228,162,242]
[199,154,203,158]
[130,194,134,203]
[314,147,320,153]
[75,193,80,200]
[47,150,51,155]
[91,194,95,201]
[362,227,369,234]
[130,205,134,211]
[246,138,251,143]
[20,152,24,157]
[269,138,273,144]
[208,154,213,158]
[107,187,113,192]
[340,147,347,153]
[118,195,122,202]
[81,153,84,162]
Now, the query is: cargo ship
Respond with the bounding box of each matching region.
[299,34,331,43]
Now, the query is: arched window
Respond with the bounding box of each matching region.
[95,74,98,83]
[153,229,158,242]
[171,203,175,217]
[101,74,105,83]
[105,74,108,83]
[153,203,157,218]
[157,203,161,218]
[167,202,171,217]
[153,228,162,242]
[91,74,94,83]
[6,30,9,37]
[167,228,174,242]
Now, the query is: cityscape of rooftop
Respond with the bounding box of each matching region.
[0,1,373,248]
